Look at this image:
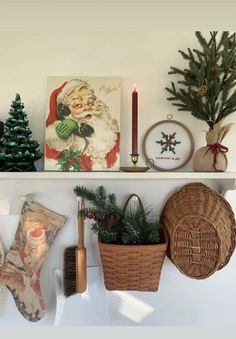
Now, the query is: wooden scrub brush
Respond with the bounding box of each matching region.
[63,198,87,297]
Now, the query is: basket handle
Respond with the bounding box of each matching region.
[122,194,145,215]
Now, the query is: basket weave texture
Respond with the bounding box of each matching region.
[98,194,167,291]
[99,228,167,291]
[160,182,236,279]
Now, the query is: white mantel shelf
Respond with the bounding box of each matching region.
[0,171,235,180]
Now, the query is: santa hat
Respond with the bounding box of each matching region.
[46,79,91,127]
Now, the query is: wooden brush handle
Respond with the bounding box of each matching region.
[77,198,85,248]
[76,197,87,293]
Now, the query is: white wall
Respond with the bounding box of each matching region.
[0,30,236,326]
[0,31,236,171]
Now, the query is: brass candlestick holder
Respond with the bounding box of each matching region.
[120,154,153,172]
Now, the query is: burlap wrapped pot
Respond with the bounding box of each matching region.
[193,121,233,172]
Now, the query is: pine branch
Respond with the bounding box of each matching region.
[95,186,107,207]
[74,185,160,245]
[74,185,121,218]
[166,31,236,127]
[218,89,236,121]
[166,85,209,121]
[74,185,96,201]
[168,66,186,76]
[188,48,196,63]
[216,31,229,52]
[193,48,205,65]
[177,80,198,87]
[195,31,210,56]
[178,49,191,60]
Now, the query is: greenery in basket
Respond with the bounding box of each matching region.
[166,31,236,129]
[73,185,160,245]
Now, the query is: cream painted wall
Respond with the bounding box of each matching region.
[0,31,236,326]
[0,31,236,171]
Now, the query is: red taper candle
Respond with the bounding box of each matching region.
[132,84,138,154]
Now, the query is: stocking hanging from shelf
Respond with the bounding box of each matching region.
[0,236,7,316]
[0,201,66,322]
[0,237,4,266]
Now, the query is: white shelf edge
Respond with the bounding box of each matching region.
[0,171,235,180]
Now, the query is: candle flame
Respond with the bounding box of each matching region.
[134,83,137,91]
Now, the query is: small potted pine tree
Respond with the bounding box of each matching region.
[73,185,167,291]
[166,31,236,171]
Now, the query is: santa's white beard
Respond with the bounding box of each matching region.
[84,115,119,169]
[45,110,119,170]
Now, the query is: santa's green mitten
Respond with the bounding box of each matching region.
[0,201,66,322]
[56,118,77,139]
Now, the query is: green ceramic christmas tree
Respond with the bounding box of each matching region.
[0,94,43,171]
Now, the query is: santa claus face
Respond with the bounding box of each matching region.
[65,86,102,119]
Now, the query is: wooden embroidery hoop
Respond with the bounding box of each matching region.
[143,115,194,171]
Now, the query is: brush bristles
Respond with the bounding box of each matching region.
[63,246,77,297]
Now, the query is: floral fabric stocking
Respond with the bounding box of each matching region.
[0,237,6,316]
[0,238,4,266]
[0,201,66,322]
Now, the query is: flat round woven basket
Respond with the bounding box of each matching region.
[160,182,236,279]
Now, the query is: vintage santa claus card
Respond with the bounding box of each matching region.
[45,76,121,171]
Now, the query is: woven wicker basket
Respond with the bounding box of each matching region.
[160,182,236,279]
[99,227,167,291]
[98,194,167,291]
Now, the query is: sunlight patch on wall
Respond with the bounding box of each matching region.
[111,291,154,322]
[0,199,10,215]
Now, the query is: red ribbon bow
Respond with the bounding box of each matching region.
[207,143,229,171]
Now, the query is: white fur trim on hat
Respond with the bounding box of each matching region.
[57,79,91,104]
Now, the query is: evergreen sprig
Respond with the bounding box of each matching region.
[57,149,83,171]
[166,31,236,129]
[74,185,160,245]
